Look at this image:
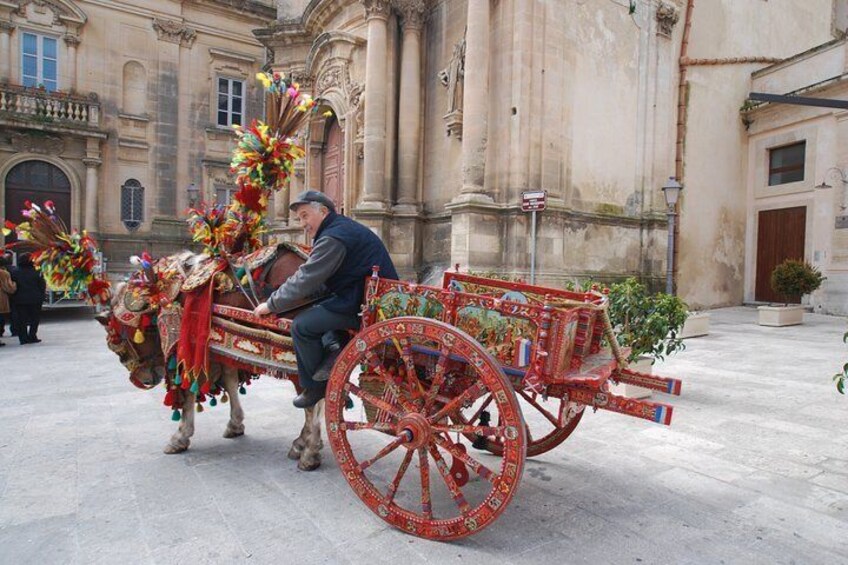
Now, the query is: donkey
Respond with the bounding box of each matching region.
[98,246,327,470]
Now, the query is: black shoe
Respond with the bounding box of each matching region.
[293,386,326,409]
[311,350,341,384]
[0,342,5,347]
[29,338,42,344]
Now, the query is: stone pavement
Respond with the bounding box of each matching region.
[0,307,846,564]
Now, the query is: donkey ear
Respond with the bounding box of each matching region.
[95,311,110,327]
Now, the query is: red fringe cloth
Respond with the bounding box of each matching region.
[177,280,216,386]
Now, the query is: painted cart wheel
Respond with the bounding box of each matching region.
[457,392,585,458]
[325,317,527,541]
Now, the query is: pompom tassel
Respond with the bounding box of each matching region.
[238,385,246,395]
[190,380,200,394]
[133,328,145,344]
[221,393,229,404]
[171,409,181,422]
[209,397,218,407]
[196,403,204,413]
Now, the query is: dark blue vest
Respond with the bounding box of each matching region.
[315,212,398,314]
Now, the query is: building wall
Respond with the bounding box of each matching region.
[677,0,835,309]
[0,0,273,276]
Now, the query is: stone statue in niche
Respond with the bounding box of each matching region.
[439,35,465,115]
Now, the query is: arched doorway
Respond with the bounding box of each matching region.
[4,160,71,242]
[321,117,345,214]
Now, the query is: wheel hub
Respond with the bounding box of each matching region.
[397,412,431,450]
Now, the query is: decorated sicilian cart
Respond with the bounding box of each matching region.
[2,72,683,542]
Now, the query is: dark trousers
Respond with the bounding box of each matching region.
[13,303,41,344]
[291,305,359,390]
[0,312,6,335]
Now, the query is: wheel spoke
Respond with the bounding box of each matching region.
[398,339,425,400]
[359,435,408,472]
[386,449,414,505]
[433,424,507,438]
[422,344,452,413]
[429,382,488,424]
[468,394,494,425]
[433,436,498,483]
[345,382,402,420]
[364,350,418,412]
[517,389,559,427]
[418,448,432,519]
[427,445,472,515]
[341,421,396,433]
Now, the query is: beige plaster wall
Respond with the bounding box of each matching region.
[677,0,835,309]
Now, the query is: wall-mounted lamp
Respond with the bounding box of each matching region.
[815,167,847,190]
[186,183,200,209]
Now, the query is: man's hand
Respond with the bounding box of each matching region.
[253,302,271,317]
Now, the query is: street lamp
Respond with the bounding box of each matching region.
[662,177,683,295]
[815,167,848,211]
[186,183,199,209]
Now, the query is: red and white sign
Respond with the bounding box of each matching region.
[521,190,547,212]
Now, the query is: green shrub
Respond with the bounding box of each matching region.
[606,277,689,364]
[770,259,824,305]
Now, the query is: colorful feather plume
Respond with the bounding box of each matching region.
[11,201,111,305]
[188,72,317,257]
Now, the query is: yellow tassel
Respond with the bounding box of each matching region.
[221,393,229,404]
[196,403,204,413]
[133,328,145,344]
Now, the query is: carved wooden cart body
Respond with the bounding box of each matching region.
[210,270,682,541]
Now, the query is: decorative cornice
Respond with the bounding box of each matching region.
[14,0,87,26]
[153,18,197,48]
[361,0,392,21]
[0,20,15,34]
[394,0,426,31]
[288,68,314,89]
[655,1,680,37]
[82,157,102,168]
[10,131,65,155]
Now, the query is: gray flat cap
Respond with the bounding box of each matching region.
[289,190,336,212]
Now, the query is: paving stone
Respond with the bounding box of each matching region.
[2,307,847,563]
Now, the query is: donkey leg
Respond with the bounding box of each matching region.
[221,366,245,439]
[288,408,311,460]
[298,399,324,471]
[165,392,196,454]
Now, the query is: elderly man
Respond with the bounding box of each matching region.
[253,190,398,408]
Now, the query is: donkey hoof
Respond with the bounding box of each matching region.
[297,457,321,472]
[287,445,304,460]
[164,442,188,454]
[223,427,244,439]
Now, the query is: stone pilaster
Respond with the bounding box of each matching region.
[83,158,101,233]
[357,0,392,211]
[0,21,15,82]
[457,0,491,202]
[63,33,80,91]
[395,0,426,212]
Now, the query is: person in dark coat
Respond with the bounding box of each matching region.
[253,190,398,409]
[0,254,16,347]
[10,253,46,344]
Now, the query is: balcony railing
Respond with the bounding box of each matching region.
[0,84,100,128]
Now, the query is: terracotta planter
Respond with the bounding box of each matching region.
[757,305,804,327]
[610,355,653,399]
[680,312,710,339]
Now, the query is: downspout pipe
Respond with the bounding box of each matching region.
[673,0,695,293]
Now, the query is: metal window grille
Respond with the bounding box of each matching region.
[121,179,144,231]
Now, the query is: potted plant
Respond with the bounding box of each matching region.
[758,259,824,327]
[584,278,688,398]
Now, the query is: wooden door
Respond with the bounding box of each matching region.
[755,206,806,303]
[4,160,71,243]
[321,118,344,214]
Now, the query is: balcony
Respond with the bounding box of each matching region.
[0,83,104,137]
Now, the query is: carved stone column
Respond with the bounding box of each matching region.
[63,34,80,91]
[458,0,491,200]
[358,0,392,210]
[83,158,101,233]
[395,0,425,211]
[0,21,14,82]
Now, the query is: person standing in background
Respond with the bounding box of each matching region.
[10,253,46,345]
[0,254,16,347]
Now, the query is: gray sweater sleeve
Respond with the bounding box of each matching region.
[266,236,346,313]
